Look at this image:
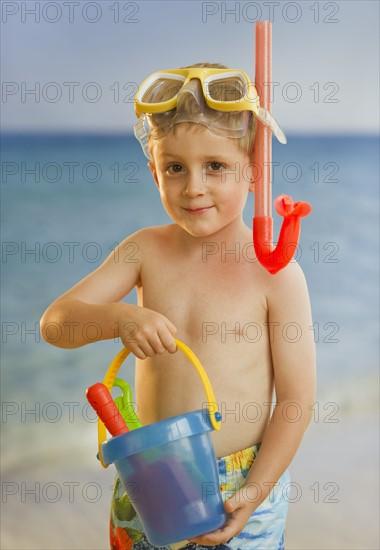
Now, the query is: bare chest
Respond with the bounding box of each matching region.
[139,252,268,353]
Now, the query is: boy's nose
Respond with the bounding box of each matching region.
[183,173,206,197]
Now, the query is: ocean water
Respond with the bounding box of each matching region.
[1,132,379,469]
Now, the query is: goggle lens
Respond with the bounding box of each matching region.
[206,76,247,103]
[140,75,185,104]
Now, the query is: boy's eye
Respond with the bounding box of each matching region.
[208,162,225,171]
[168,164,183,173]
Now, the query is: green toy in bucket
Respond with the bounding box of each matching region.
[86,339,226,547]
[113,377,143,430]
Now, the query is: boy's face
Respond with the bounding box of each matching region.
[148,124,254,238]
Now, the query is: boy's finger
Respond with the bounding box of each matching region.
[137,341,156,358]
[168,337,178,353]
[158,330,177,353]
[166,320,177,335]
[224,491,244,513]
[189,523,235,546]
[146,334,167,354]
[132,346,148,360]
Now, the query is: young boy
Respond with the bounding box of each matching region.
[41,63,316,549]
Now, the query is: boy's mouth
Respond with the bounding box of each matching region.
[183,206,214,215]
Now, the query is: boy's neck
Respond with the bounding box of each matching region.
[173,216,251,253]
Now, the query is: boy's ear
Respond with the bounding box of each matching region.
[148,161,159,188]
[246,161,255,193]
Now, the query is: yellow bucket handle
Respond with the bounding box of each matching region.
[97,338,221,468]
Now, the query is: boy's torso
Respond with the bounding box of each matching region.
[133,224,274,457]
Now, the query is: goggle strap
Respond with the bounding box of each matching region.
[134,117,151,159]
[133,108,287,159]
[257,107,287,145]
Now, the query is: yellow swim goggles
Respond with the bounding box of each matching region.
[134,67,286,159]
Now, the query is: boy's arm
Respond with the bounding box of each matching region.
[190,262,316,546]
[40,230,177,356]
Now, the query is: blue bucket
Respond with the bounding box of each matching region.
[102,409,226,546]
[96,340,226,547]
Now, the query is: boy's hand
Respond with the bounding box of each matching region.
[188,488,256,546]
[118,304,177,359]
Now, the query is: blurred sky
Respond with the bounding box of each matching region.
[1,0,379,135]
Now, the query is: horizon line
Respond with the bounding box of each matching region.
[1,130,379,139]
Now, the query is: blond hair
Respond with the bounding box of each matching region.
[145,62,257,159]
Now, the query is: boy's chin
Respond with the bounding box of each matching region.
[180,224,224,239]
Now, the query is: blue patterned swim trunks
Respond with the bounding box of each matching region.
[110,443,290,549]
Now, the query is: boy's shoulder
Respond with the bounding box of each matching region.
[118,224,176,259]
[123,224,176,246]
[268,259,306,284]
[262,259,310,311]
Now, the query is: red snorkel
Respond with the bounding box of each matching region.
[253,21,312,274]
